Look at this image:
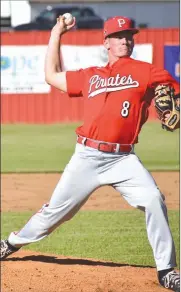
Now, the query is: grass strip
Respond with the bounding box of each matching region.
[1,210,179,268]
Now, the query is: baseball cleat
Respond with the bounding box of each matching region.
[0,239,20,260]
[159,270,180,292]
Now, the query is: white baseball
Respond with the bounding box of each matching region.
[63,13,74,25]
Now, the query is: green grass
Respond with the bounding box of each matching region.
[1,122,179,172]
[136,122,180,170]
[1,123,79,172]
[1,210,179,267]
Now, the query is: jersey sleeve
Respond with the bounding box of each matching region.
[66,69,84,97]
[148,65,180,95]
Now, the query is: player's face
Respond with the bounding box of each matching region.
[104,31,134,57]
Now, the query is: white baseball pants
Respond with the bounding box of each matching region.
[8,143,176,271]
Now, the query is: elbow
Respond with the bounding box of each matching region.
[45,65,61,85]
[45,76,51,85]
[45,74,53,85]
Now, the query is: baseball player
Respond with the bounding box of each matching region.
[1,15,180,291]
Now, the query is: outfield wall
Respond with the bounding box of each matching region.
[1,28,179,123]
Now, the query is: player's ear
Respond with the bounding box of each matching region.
[104,38,110,50]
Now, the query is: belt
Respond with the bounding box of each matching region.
[77,136,133,153]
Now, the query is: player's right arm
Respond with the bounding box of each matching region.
[44,15,75,92]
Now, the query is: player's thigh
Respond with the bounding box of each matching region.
[49,150,100,207]
[115,184,164,209]
[99,153,157,186]
[115,153,158,187]
[113,154,164,208]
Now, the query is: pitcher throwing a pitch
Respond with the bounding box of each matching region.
[1,15,180,291]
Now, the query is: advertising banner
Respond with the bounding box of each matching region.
[1,44,153,93]
[1,45,50,94]
[164,45,180,83]
[61,44,153,70]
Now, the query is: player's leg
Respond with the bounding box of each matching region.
[99,152,177,269]
[111,154,176,270]
[2,144,100,251]
[106,153,179,290]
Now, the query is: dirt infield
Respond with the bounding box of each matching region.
[1,172,179,292]
[1,172,179,211]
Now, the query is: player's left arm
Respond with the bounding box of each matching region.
[148,65,180,131]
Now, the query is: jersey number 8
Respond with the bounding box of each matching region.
[121,101,130,117]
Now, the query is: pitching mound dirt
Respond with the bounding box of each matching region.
[2,250,168,292]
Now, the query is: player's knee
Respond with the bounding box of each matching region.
[145,188,165,210]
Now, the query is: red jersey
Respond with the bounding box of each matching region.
[66,57,179,144]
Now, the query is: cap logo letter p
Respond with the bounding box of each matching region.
[117,19,126,27]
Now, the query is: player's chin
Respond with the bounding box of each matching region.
[117,48,132,57]
[118,51,130,57]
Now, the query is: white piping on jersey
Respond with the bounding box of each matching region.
[88,83,139,98]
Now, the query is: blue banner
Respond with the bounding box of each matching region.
[164,45,180,83]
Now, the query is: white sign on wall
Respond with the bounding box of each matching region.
[131,44,153,64]
[61,45,109,70]
[61,44,153,70]
[1,45,50,94]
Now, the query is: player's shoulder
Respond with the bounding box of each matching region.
[129,58,152,68]
[84,65,106,71]
[82,65,107,75]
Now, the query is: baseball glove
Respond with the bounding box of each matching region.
[154,84,180,131]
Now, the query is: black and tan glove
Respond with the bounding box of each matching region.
[154,84,180,131]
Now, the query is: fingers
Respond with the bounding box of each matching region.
[68,17,76,29]
[56,15,76,31]
[161,110,171,123]
[52,15,75,36]
[56,15,64,24]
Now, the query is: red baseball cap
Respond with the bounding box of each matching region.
[103,16,139,38]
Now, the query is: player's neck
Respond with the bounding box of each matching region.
[108,55,130,66]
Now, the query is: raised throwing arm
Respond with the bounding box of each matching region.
[44,15,76,92]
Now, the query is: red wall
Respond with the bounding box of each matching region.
[1,28,179,123]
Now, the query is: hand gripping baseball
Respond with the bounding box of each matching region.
[52,14,76,35]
